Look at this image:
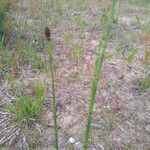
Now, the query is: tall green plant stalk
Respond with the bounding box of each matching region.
[45,27,59,150]
[83,1,117,149]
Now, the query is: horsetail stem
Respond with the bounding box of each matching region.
[45,27,59,150]
[83,1,117,149]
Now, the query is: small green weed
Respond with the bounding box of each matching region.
[76,0,88,11]
[106,52,114,60]
[21,44,44,69]
[72,44,84,62]
[115,42,123,52]
[5,82,45,125]
[115,44,123,58]
[64,28,72,43]
[126,47,138,63]
[67,70,80,82]
[128,33,136,43]
[5,73,16,83]
[76,14,86,38]
[130,16,141,26]
[0,49,15,77]
[0,38,4,50]
[139,76,150,91]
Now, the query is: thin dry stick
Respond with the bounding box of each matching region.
[44,27,59,150]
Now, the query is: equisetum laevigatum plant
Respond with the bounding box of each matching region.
[44,27,59,150]
[83,0,118,149]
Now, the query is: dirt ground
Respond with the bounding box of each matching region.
[0,0,150,149]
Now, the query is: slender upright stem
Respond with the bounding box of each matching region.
[45,27,59,150]
[83,1,117,149]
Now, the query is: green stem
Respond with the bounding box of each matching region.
[47,41,59,150]
[83,1,117,149]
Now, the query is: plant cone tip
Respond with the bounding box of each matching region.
[44,27,51,41]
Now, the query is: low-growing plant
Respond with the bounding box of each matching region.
[5,82,45,125]
[5,72,16,83]
[64,28,72,44]
[130,16,141,26]
[106,51,113,60]
[76,0,88,11]
[72,44,84,63]
[139,76,150,91]
[67,70,80,82]
[0,49,15,77]
[115,44,123,58]
[21,44,44,69]
[0,38,4,50]
[76,14,86,38]
[128,33,136,44]
[126,47,138,63]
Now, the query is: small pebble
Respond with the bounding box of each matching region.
[69,137,75,144]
